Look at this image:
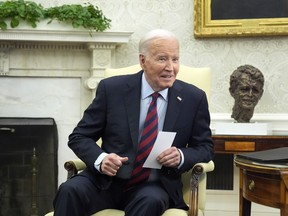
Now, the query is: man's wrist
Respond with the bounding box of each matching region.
[94,152,108,172]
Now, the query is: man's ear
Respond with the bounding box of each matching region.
[139,54,145,69]
[139,54,145,63]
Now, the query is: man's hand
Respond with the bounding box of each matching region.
[101,153,128,176]
[156,146,181,168]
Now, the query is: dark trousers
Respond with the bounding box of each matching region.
[53,175,170,216]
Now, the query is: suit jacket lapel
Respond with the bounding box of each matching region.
[163,81,183,131]
[124,72,142,149]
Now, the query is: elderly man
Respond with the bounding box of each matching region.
[53,29,214,216]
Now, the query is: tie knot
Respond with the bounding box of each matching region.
[151,92,160,101]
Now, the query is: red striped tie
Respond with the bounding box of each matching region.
[126,92,159,189]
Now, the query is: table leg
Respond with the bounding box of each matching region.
[280,171,288,216]
[239,168,251,216]
[280,204,288,216]
[242,197,251,216]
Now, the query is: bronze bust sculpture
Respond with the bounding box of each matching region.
[229,65,264,123]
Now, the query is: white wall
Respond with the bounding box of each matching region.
[35,0,288,115]
[28,0,288,121]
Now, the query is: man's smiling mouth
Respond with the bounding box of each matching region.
[161,75,173,78]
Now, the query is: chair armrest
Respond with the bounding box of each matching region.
[64,159,87,179]
[189,160,214,216]
[192,160,215,175]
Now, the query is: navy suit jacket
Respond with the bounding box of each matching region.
[68,71,214,209]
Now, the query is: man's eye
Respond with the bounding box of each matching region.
[158,58,166,62]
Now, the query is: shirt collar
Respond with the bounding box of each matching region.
[141,73,168,101]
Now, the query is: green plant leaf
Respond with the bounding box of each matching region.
[0,0,111,32]
[10,17,20,28]
[0,20,7,30]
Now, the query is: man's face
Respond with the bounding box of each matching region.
[139,38,179,92]
[233,73,264,109]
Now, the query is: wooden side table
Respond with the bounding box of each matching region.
[234,156,288,216]
[208,135,288,190]
[213,135,288,154]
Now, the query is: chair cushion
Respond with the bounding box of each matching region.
[91,208,187,216]
[92,209,124,216]
[162,208,187,216]
[46,208,188,216]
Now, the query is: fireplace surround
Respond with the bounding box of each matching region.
[0,26,133,215]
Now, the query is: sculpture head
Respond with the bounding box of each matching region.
[229,65,264,123]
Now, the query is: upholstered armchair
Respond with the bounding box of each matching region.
[46,159,214,216]
[45,65,214,216]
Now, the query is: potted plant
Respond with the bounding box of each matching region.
[0,0,111,32]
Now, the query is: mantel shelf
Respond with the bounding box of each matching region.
[0,27,133,44]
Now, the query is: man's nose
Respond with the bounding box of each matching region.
[165,60,173,70]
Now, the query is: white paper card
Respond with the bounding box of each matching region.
[143,131,176,169]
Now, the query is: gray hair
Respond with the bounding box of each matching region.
[139,29,178,55]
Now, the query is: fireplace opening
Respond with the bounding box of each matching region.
[0,117,58,216]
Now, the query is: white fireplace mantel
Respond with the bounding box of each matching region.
[0,26,133,108]
[0,26,134,185]
[0,26,133,88]
[0,22,133,44]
